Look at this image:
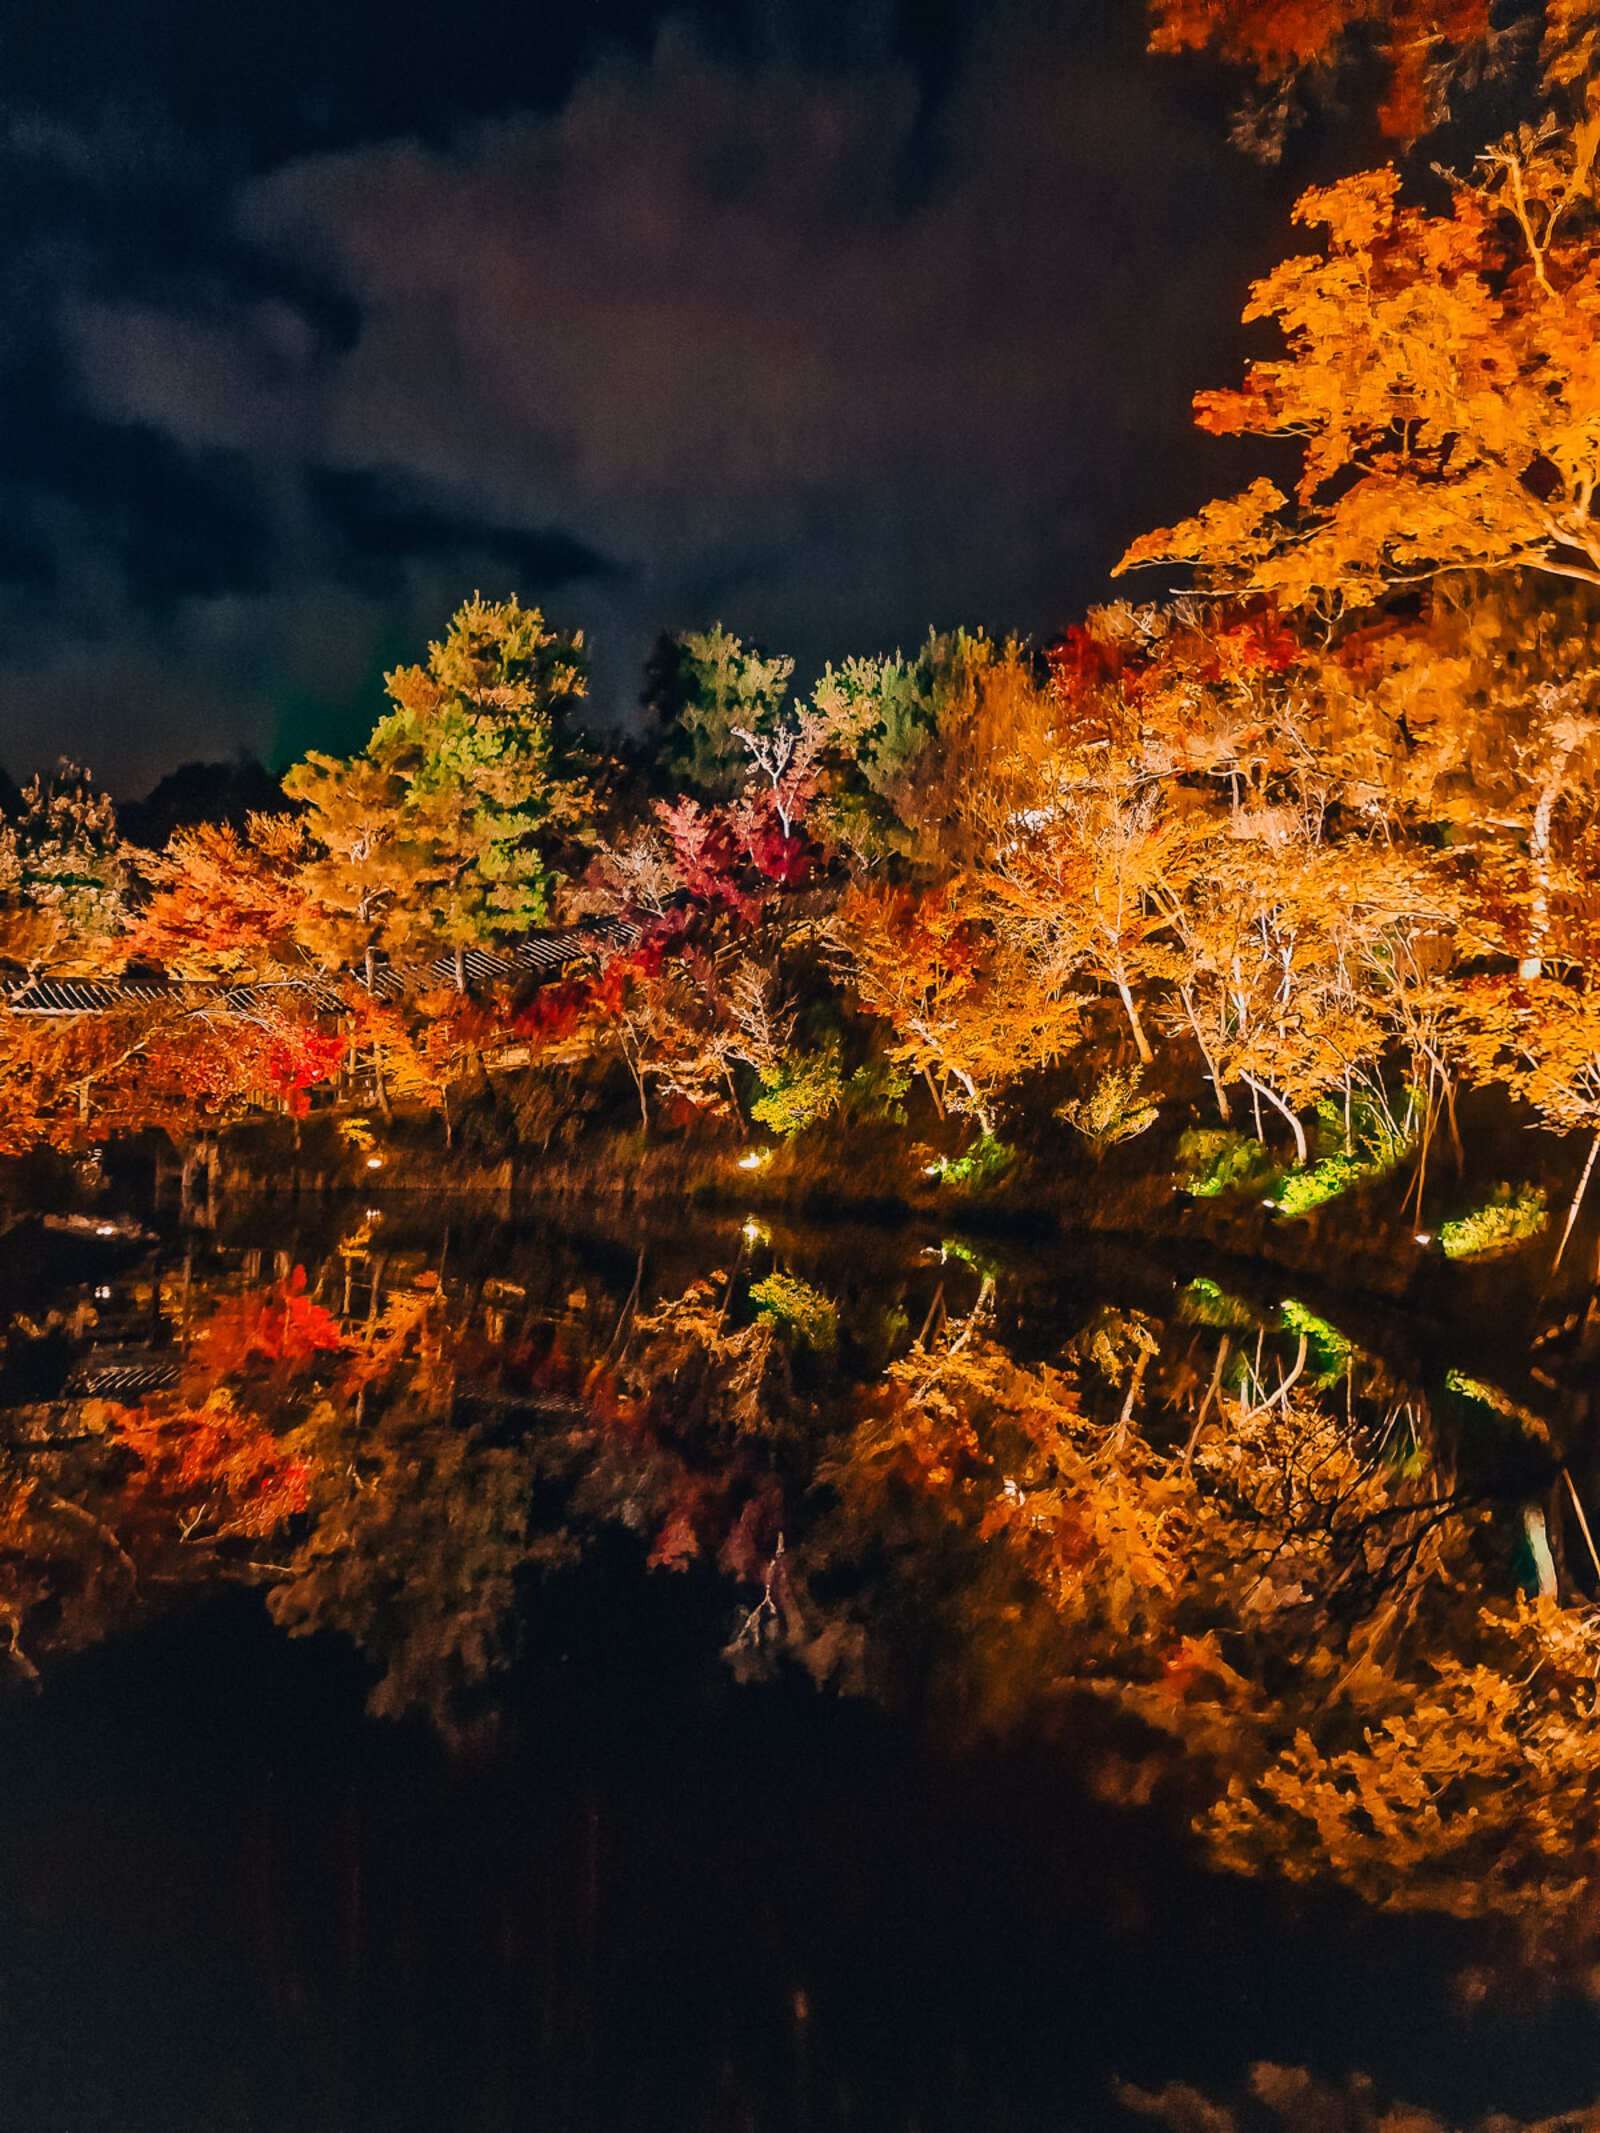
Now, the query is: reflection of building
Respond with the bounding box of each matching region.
[66,1352,181,1397]
[48,1248,182,1399]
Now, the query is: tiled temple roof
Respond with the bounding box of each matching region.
[2,918,643,1016]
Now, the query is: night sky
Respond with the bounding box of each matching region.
[1,0,1290,792]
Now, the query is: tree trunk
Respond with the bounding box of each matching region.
[1520,771,1566,979]
[1178,988,1230,1124]
[627,1057,650,1133]
[1552,1127,1600,1275]
[950,1067,994,1137]
[1116,976,1154,1066]
[1241,1073,1307,1166]
[1442,1070,1464,1172]
[1523,1504,1558,1597]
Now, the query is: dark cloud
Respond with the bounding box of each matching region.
[0,1,1283,791]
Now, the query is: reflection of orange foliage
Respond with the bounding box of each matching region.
[110,1392,313,1540]
[188,1267,347,1386]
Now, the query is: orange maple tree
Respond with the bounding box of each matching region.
[1118,136,1600,610]
[1145,0,1597,145]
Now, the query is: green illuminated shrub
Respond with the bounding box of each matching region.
[747,1271,838,1350]
[1177,1276,1261,1330]
[925,1134,1016,1194]
[1175,1128,1279,1200]
[750,1042,845,1137]
[843,1058,911,1125]
[1278,1298,1353,1385]
[1270,1094,1414,1218]
[1440,1184,1549,1260]
[1445,1368,1549,1442]
[1272,1150,1372,1216]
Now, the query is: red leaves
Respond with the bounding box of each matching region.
[190,1266,347,1383]
[742,809,813,885]
[1144,0,1497,144]
[110,1396,313,1540]
[514,977,586,1045]
[1046,622,1128,694]
[259,1024,347,1115]
[658,783,816,907]
[657,798,750,910]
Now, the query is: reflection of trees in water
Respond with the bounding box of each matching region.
[1122,2062,1600,2132]
[1,1219,1596,1967]
[816,1284,1600,1964]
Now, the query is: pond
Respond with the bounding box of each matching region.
[2,1192,1598,2132]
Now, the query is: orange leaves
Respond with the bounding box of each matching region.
[1145,0,1391,76]
[1207,1598,1600,1937]
[1119,127,1600,607]
[1117,478,1288,585]
[1456,971,1600,1131]
[840,877,1081,1131]
[122,815,309,980]
[111,1392,313,1541]
[187,1266,347,1386]
[1145,0,1500,144]
[1287,162,1415,249]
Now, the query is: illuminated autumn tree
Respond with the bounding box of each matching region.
[723,957,845,1139]
[983,776,1194,1068]
[1456,972,1600,1265]
[0,988,347,1154]
[1144,0,1598,151]
[807,629,1012,865]
[1118,134,1600,610]
[648,623,795,801]
[838,880,1081,1135]
[861,638,1067,876]
[283,745,418,983]
[370,593,595,988]
[592,949,740,1132]
[0,760,130,976]
[1162,814,1458,1158]
[123,813,311,979]
[0,1002,200,1154]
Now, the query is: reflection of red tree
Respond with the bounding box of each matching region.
[110,1393,313,1540]
[188,1266,347,1384]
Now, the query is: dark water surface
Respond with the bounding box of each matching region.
[1,1197,1596,2132]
